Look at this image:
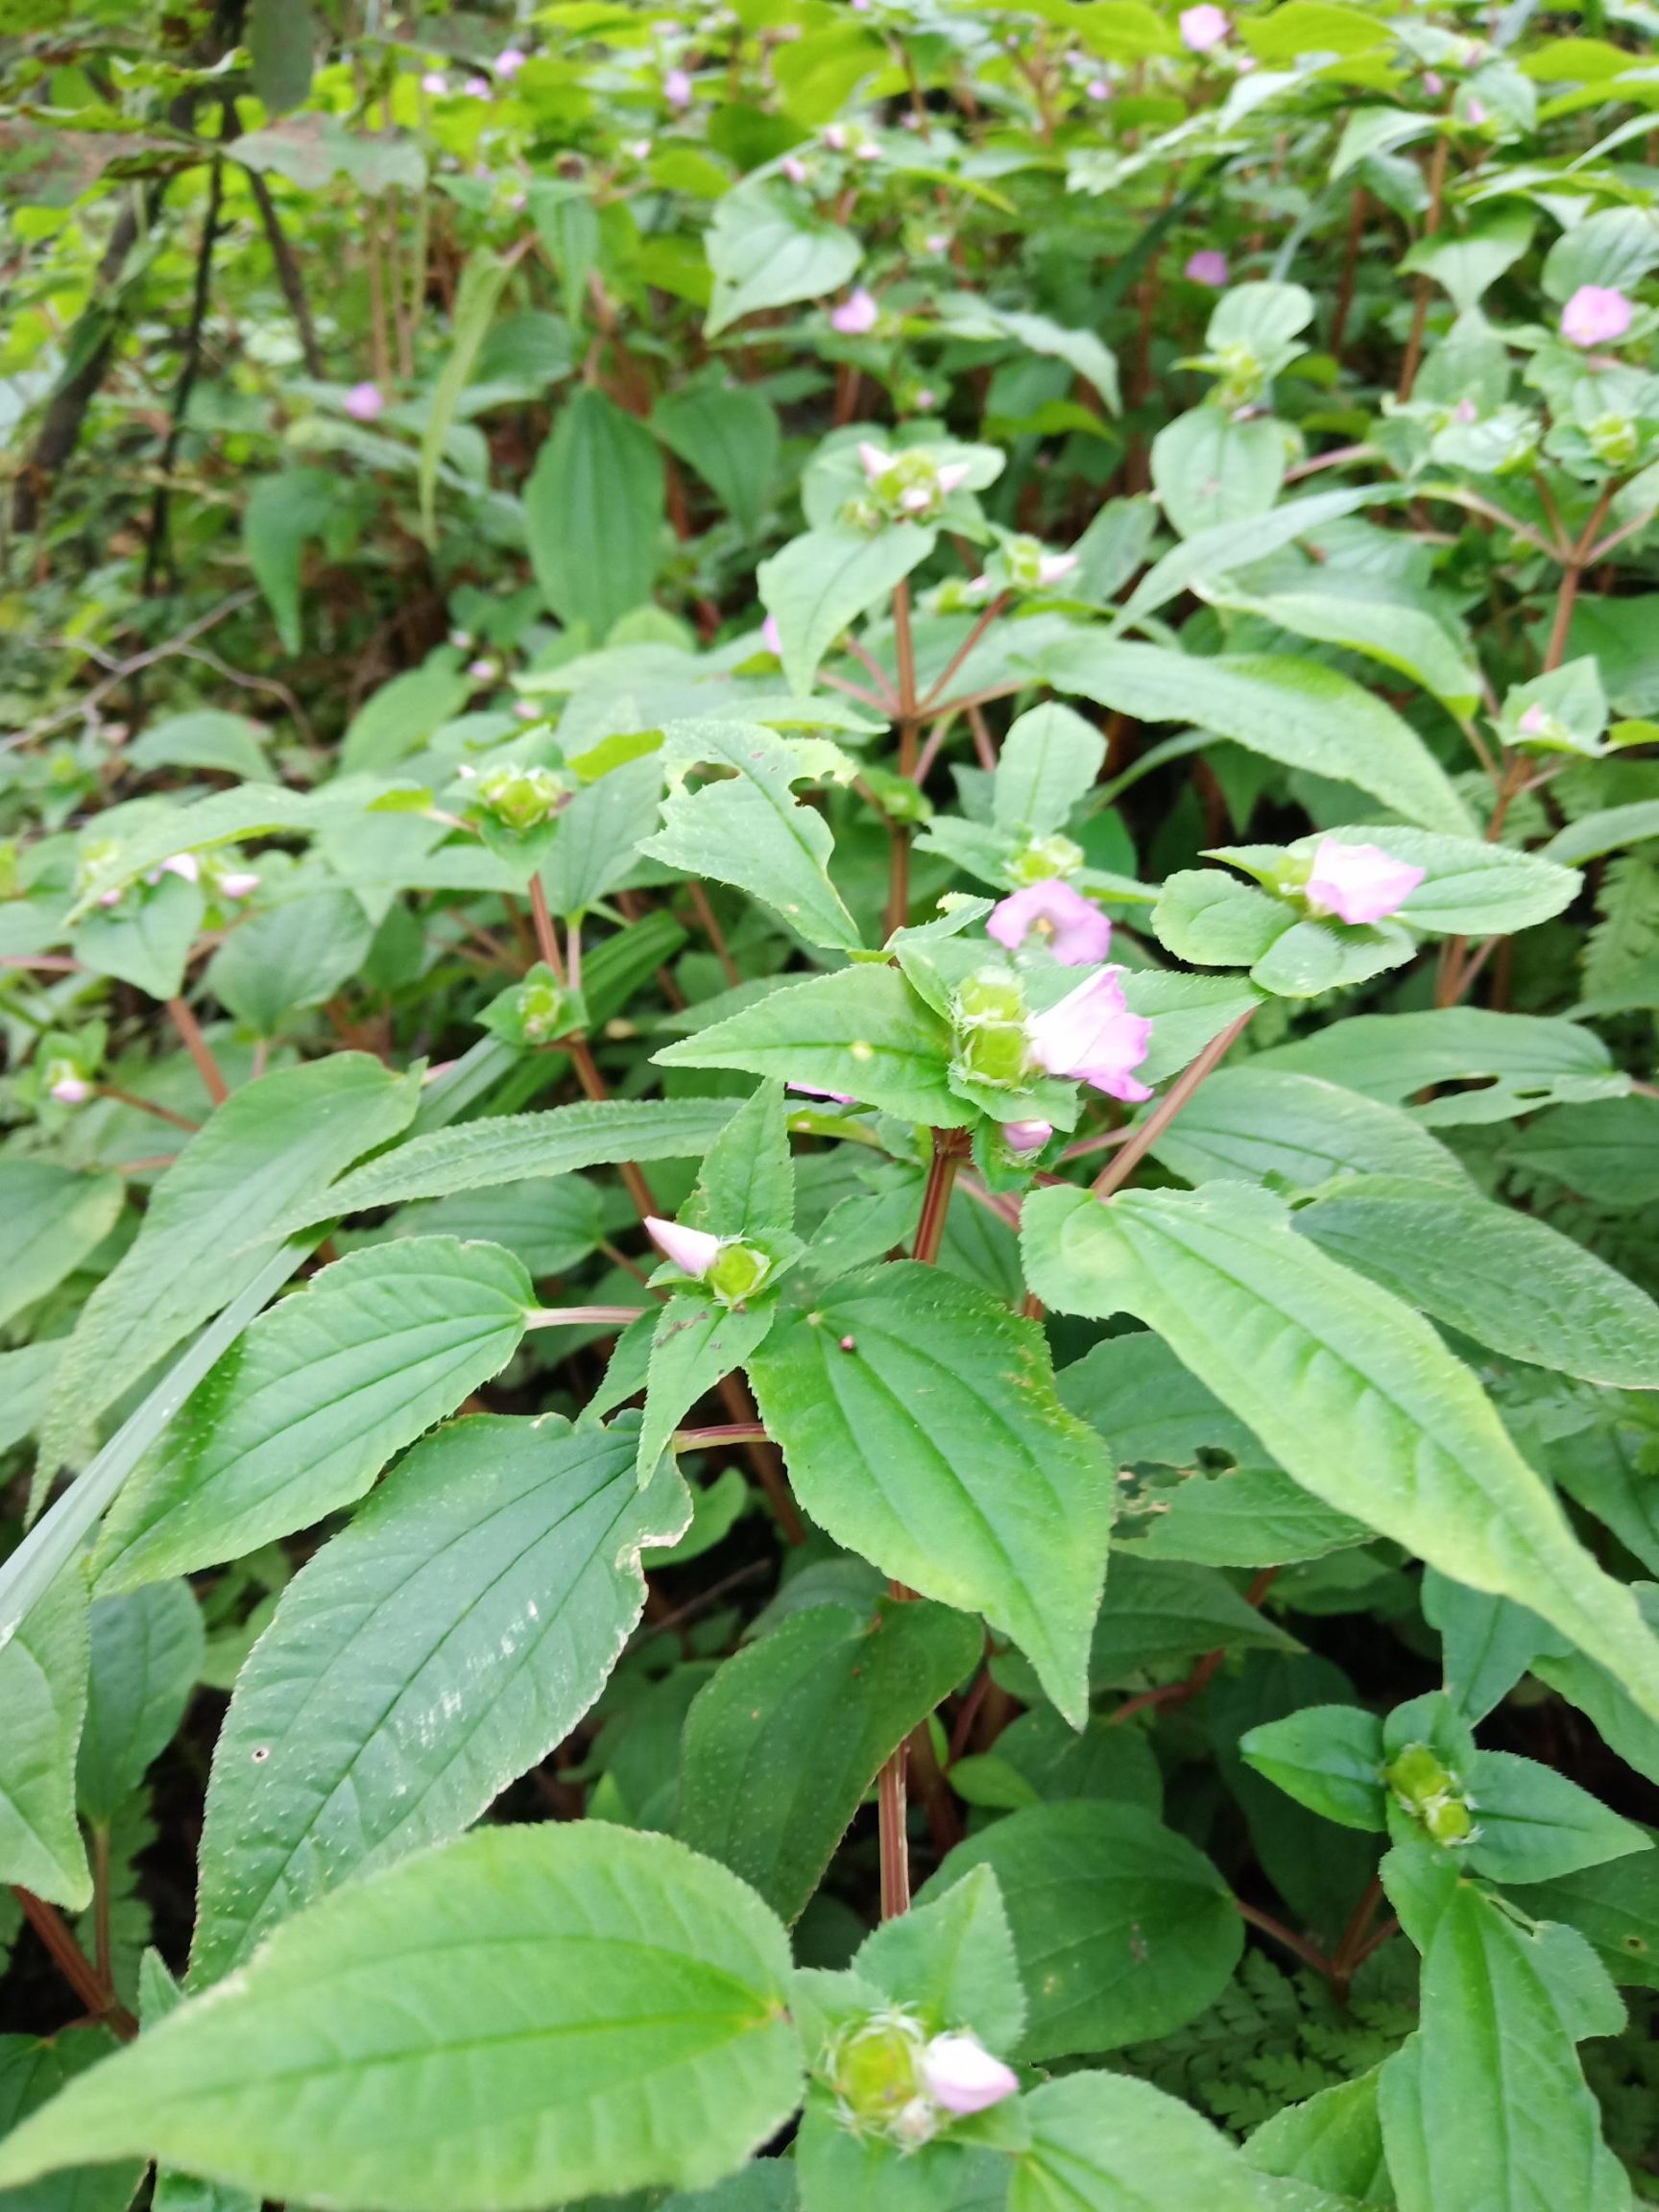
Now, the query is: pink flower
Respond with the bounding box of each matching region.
[664,66,693,108]
[218,871,260,900]
[495,46,527,75]
[760,613,782,655]
[935,460,972,493]
[1001,1119,1053,1154]
[781,156,808,183]
[855,142,880,162]
[1304,839,1426,926]
[344,381,385,421]
[644,1215,722,1278]
[858,440,896,478]
[1423,69,1444,93]
[921,2034,1020,2117]
[1185,248,1228,288]
[467,658,498,682]
[49,1074,91,1107]
[831,288,879,335]
[464,76,493,98]
[1087,77,1111,97]
[1561,284,1633,349]
[988,879,1113,966]
[823,125,848,152]
[1026,971,1153,1103]
[421,70,448,94]
[1180,4,1231,49]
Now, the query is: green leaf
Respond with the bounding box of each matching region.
[1243,2071,1391,2204]
[73,871,204,999]
[1532,1588,1659,1789]
[1378,1882,1625,2212]
[0,1161,122,1330]
[1422,1571,1546,1725]
[653,382,781,539]
[204,883,375,1036]
[686,1081,795,1238]
[642,722,861,950]
[1143,1070,1465,1192]
[38,1055,419,1479]
[0,1825,803,2212]
[937,294,1121,411]
[1200,581,1481,712]
[639,1297,780,1483]
[1239,1705,1388,1833]
[853,1863,1026,2051]
[243,469,334,654]
[279,1096,739,1220]
[1292,824,1579,936]
[338,653,472,775]
[1465,1750,1650,1886]
[1119,485,1396,628]
[419,251,511,546]
[758,524,936,698]
[246,0,315,116]
[0,1568,90,1909]
[1544,799,1659,866]
[917,1802,1241,2059]
[1510,1853,1659,1992]
[704,183,862,335]
[1252,1007,1622,1126]
[1153,869,1294,970]
[1084,1555,1300,1688]
[0,2031,143,2212]
[1402,204,1535,312]
[1022,1183,1659,1725]
[77,1582,204,1825]
[94,1238,536,1593]
[1501,1094,1659,1207]
[526,388,665,638]
[188,1415,686,1981]
[127,709,275,783]
[1295,1175,1659,1388]
[1541,204,1659,302]
[1151,407,1286,540]
[656,968,965,1127]
[678,1595,980,1922]
[993,705,1106,838]
[1010,2072,1270,2212]
[1034,640,1474,834]
[747,1263,1112,1722]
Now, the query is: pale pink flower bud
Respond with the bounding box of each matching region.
[823,124,848,151]
[988,879,1113,966]
[495,46,527,75]
[925,233,950,253]
[468,658,498,682]
[1304,838,1426,926]
[627,138,652,160]
[465,76,493,98]
[858,440,897,479]
[515,700,540,720]
[664,67,693,108]
[915,387,936,409]
[98,887,122,907]
[1002,1119,1053,1154]
[1561,284,1633,349]
[788,1078,856,1104]
[830,288,878,334]
[1185,248,1228,288]
[1423,70,1444,93]
[1464,97,1485,123]
[855,142,880,162]
[761,613,783,655]
[644,1216,722,1278]
[1037,551,1078,587]
[1087,77,1111,97]
[218,871,260,900]
[1027,970,1153,1102]
[900,485,932,513]
[49,1074,91,1106]
[157,853,201,883]
[781,156,808,183]
[449,627,473,649]
[421,70,448,95]
[344,382,385,422]
[921,2033,1020,2116]
[1453,396,1478,422]
[1518,704,1550,736]
[1180,3,1230,49]
[935,460,973,493]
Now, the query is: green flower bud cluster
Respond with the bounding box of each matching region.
[950,967,1032,1090]
[1007,831,1085,886]
[473,762,569,833]
[706,1239,774,1306]
[1385,1742,1477,1846]
[516,976,577,1045]
[1207,339,1267,413]
[825,2008,937,2151]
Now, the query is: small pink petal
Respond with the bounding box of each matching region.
[1180,3,1231,49]
[644,1216,722,1278]
[934,460,973,493]
[1561,284,1633,349]
[761,613,783,655]
[788,1079,856,1105]
[157,853,201,883]
[1037,551,1078,587]
[1002,1119,1053,1154]
[344,381,385,422]
[1087,77,1111,98]
[664,66,693,108]
[421,71,448,94]
[900,485,931,513]
[781,156,808,183]
[49,1075,91,1106]
[1185,248,1229,288]
[1304,838,1426,926]
[858,440,896,479]
[988,880,1113,966]
[823,125,848,152]
[495,46,527,75]
[218,871,260,900]
[1026,970,1153,1102]
[830,288,878,335]
[921,2033,1020,2117]
[1518,704,1550,736]
[465,76,493,98]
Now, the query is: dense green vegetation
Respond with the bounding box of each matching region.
[3,0,1659,2204]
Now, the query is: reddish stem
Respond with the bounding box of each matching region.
[166,995,228,1106]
